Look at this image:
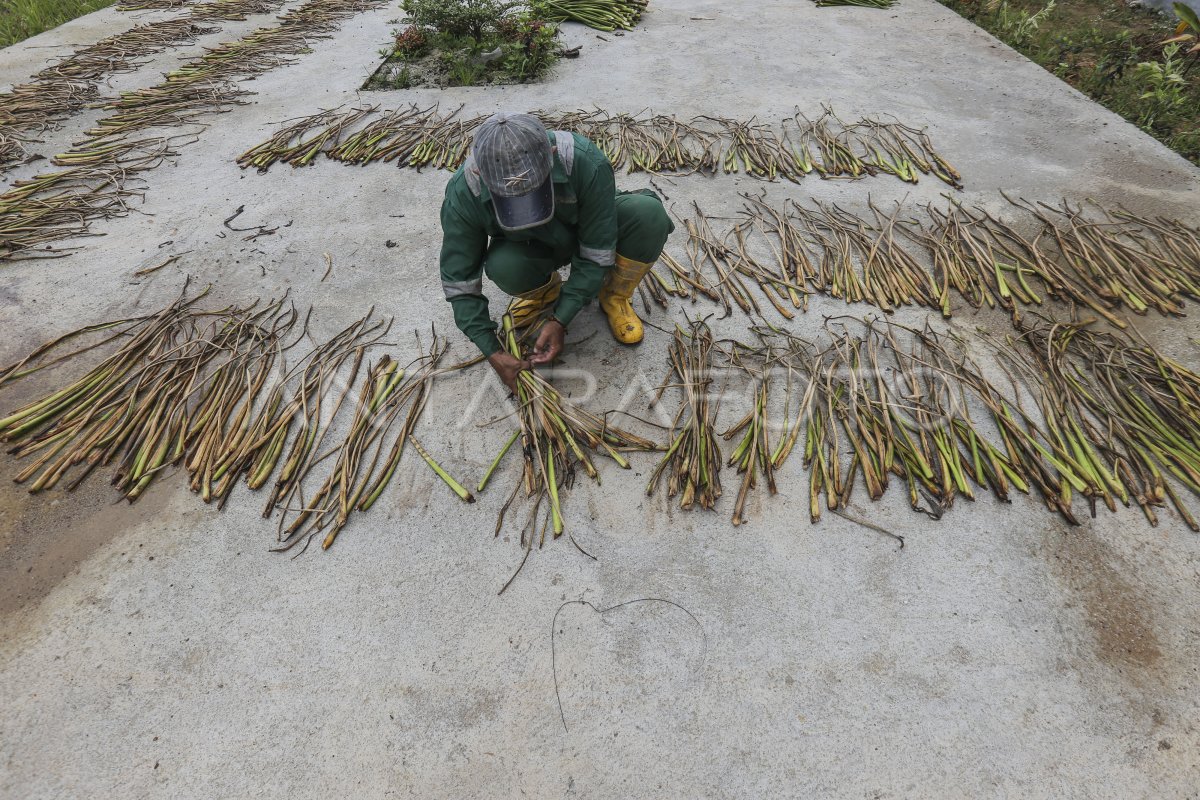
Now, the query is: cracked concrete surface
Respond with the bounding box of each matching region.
[1,0,1199,797]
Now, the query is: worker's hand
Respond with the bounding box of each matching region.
[530,320,566,366]
[488,351,530,395]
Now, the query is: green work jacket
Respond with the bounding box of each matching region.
[439,131,618,356]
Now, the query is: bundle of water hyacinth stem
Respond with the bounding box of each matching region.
[0,0,288,172]
[236,104,962,188]
[0,288,298,502]
[487,313,659,545]
[999,319,1200,530]
[672,194,1200,326]
[118,0,195,10]
[276,333,453,553]
[704,317,1200,529]
[0,287,465,550]
[646,319,723,511]
[3,291,1200,539]
[537,0,649,31]
[0,0,388,259]
[722,370,778,526]
[813,0,896,8]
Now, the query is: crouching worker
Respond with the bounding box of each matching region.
[438,111,673,392]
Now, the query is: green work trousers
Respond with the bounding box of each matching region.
[483,191,673,295]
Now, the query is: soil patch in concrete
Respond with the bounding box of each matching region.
[1042,524,1163,679]
[0,479,175,617]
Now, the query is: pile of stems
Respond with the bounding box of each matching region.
[849,113,961,187]
[567,110,722,176]
[119,0,195,9]
[1018,198,1200,321]
[0,0,286,170]
[711,339,813,526]
[0,287,462,548]
[84,83,252,140]
[813,0,897,10]
[31,19,218,84]
[647,319,722,511]
[538,0,649,31]
[330,104,475,166]
[716,320,1080,525]
[235,104,962,187]
[1000,318,1200,530]
[238,105,380,170]
[260,312,393,526]
[911,198,1058,319]
[170,301,302,508]
[0,287,298,501]
[276,332,453,552]
[0,139,176,257]
[0,82,99,170]
[792,199,939,311]
[0,0,389,259]
[681,197,935,321]
[488,314,659,545]
[793,107,960,187]
[722,372,777,526]
[684,206,762,319]
[115,0,279,18]
[703,116,796,180]
[238,103,487,171]
[675,194,1200,326]
[720,216,809,320]
[793,108,868,180]
[912,196,1200,327]
[185,0,284,20]
[741,192,821,312]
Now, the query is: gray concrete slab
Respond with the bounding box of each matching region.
[1,0,1199,797]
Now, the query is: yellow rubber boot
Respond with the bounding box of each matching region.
[599,254,654,345]
[507,272,561,328]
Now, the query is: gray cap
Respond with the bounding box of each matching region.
[472,112,554,231]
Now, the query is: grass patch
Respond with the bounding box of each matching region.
[0,0,118,49]
[938,0,1200,165]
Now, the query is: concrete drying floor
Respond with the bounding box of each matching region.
[2,0,1199,797]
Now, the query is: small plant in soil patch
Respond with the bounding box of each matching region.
[364,0,560,88]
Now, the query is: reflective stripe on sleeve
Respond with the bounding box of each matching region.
[579,245,615,266]
[442,278,483,300]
